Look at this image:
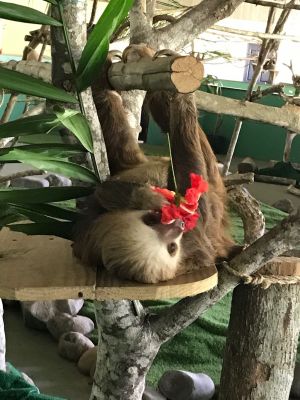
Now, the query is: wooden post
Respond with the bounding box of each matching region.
[219,258,300,400]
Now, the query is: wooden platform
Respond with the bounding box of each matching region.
[0,228,218,301]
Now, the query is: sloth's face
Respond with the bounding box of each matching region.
[91,210,185,283]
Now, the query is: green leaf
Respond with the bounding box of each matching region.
[0,146,97,183]
[0,114,58,139]
[0,213,25,228]
[8,221,73,239]
[76,0,134,91]
[0,186,94,204]
[21,159,99,184]
[4,202,80,226]
[0,1,61,25]
[13,203,80,221]
[54,109,94,152]
[8,205,59,224]
[0,204,24,227]
[0,144,84,160]
[0,67,77,103]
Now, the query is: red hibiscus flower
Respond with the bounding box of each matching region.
[152,187,175,202]
[151,173,208,232]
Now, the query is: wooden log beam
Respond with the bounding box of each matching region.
[195,91,300,133]
[255,174,297,186]
[107,55,204,94]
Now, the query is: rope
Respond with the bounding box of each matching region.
[222,262,300,289]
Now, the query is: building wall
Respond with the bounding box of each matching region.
[193,4,300,84]
[0,0,106,59]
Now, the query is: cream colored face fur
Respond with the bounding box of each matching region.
[89,210,183,283]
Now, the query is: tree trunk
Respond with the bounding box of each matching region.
[0,300,6,371]
[89,300,160,400]
[51,0,108,176]
[219,284,300,400]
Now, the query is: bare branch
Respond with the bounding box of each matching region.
[1,60,51,83]
[0,170,45,184]
[87,0,98,30]
[223,172,255,186]
[250,83,285,102]
[255,174,297,186]
[222,3,293,175]
[209,25,300,43]
[130,0,152,44]
[152,0,245,50]
[245,0,300,10]
[227,186,265,245]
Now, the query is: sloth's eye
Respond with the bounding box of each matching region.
[142,211,161,226]
[167,242,178,256]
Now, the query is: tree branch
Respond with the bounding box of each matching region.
[150,209,300,343]
[152,0,245,50]
[250,83,285,102]
[130,0,152,44]
[0,169,45,184]
[195,91,300,133]
[227,186,265,244]
[223,172,255,186]
[209,25,300,43]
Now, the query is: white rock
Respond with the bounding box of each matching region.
[21,301,56,330]
[158,370,215,400]
[47,313,94,341]
[58,331,94,362]
[54,299,84,316]
[77,346,97,376]
[21,299,84,331]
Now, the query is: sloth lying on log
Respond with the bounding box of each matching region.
[73,47,237,284]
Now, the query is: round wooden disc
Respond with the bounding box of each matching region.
[0,228,218,301]
[95,265,217,300]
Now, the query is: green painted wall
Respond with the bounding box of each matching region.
[147,80,300,162]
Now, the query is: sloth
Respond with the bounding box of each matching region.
[72,50,236,284]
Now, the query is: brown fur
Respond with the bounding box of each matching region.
[73,47,235,283]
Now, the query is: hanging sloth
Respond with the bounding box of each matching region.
[72,47,236,284]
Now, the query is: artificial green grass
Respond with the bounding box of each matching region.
[80,203,288,386]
